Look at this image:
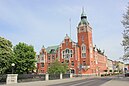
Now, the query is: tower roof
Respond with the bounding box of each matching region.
[81,7,87,19]
[46,45,59,54]
[78,8,89,26]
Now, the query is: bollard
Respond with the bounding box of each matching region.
[45,74,49,80]
[60,73,63,79]
[70,73,73,78]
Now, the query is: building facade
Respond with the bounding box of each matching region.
[37,10,108,75]
[107,59,113,74]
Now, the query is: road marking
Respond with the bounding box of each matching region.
[69,80,95,86]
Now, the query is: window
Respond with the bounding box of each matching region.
[82,53,86,57]
[50,49,55,53]
[63,55,65,58]
[71,61,74,66]
[66,54,69,59]
[81,44,86,51]
[62,49,73,59]
[66,49,69,53]
[41,63,44,67]
[52,55,55,60]
[71,54,73,57]
[71,69,75,74]
[41,70,44,73]
[41,57,44,60]
[81,44,86,58]
[82,46,86,51]
[70,50,73,57]
[71,50,72,53]
[48,56,50,60]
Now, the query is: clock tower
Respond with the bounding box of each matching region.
[77,9,93,73]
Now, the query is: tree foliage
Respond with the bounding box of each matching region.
[48,59,68,74]
[0,37,13,74]
[13,42,36,74]
[122,2,129,60]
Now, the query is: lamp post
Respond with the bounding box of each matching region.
[11,63,15,74]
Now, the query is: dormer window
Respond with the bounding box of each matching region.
[50,49,55,53]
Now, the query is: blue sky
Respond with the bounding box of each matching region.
[0,0,128,62]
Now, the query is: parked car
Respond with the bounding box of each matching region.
[125,70,129,77]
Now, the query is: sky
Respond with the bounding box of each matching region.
[0,0,128,62]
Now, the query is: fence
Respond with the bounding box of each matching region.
[0,73,71,84]
[49,74,60,80]
[18,74,45,82]
[63,74,70,79]
[0,74,7,84]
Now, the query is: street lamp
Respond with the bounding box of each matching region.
[11,63,15,74]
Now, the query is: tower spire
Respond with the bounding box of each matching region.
[81,7,87,19]
[82,7,84,14]
[78,7,89,26]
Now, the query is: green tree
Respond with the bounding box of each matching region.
[48,59,68,74]
[122,2,129,60]
[13,42,36,74]
[0,37,14,74]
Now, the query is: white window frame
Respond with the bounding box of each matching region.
[62,48,73,59]
[81,44,86,58]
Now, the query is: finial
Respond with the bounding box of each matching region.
[42,45,45,49]
[81,7,86,18]
[82,7,84,13]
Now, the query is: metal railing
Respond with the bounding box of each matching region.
[18,74,45,82]
[0,73,71,84]
[62,74,70,79]
[49,74,60,80]
[0,74,7,84]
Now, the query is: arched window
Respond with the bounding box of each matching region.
[62,48,73,59]
[81,44,86,51]
[81,44,86,58]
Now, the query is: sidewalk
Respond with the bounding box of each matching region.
[101,79,129,86]
[0,77,89,86]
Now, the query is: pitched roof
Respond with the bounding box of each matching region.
[64,34,74,42]
[46,45,59,54]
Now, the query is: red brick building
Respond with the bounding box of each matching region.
[37,9,107,75]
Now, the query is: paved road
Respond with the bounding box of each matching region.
[48,75,129,86]
[1,75,129,86]
[48,78,112,86]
